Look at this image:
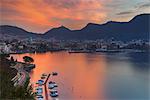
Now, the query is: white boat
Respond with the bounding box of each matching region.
[37,80,44,85]
[36,87,43,92]
[36,91,42,96]
[50,90,57,93]
[48,81,58,89]
[48,84,55,89]
[36,87,43,96]
[50,90,58,97]
[37,98,43,100]
[37,95,43,100]
[36,90,42,94]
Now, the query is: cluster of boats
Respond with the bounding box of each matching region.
[35,73,47,100]
[36,86,43,100]
[35,72,58,100]
[48,72,58,98]
[48,81,58,97]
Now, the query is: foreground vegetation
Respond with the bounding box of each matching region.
[0,54,35,99]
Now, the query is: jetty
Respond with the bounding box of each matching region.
[44,74,51,100]
[35,72,58,100]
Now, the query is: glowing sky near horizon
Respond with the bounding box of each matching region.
[0,0,150,33]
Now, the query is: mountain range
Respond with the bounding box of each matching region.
[0,14,149,41]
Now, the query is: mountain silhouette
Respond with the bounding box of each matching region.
[44,14,150,41]
[0,14,149,41]
[0,25,40,38]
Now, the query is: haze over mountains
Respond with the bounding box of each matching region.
[0,14,149,41]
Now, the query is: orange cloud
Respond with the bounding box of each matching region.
[0,0,109,32]
[1,0,150,32]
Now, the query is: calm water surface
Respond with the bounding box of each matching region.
[12,52,149,100]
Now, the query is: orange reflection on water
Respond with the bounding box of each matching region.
[12,52,107,100]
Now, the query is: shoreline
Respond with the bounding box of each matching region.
[9,58,35,86]
[0,54,35,99]
[9,49,149,55]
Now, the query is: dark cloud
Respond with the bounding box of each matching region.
[44,0,80,9]
[116,11,134,15]
[58,0,80,9]
[138,3,150,9]
[134,1,150,9]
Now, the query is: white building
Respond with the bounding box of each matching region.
[0,43,12,54]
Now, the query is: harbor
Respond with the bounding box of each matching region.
[35,72,58,100]
[11,52,149,100]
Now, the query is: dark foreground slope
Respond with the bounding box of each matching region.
[0,54,35,99]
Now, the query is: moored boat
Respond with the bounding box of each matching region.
[48,81,58,89]
[52,72,58,76]
[50,90,58,97]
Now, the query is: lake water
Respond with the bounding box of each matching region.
[12,52,149,100]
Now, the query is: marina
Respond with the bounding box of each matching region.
[35,72,59,100]
[11,52,149,100]
[0,1,149,99]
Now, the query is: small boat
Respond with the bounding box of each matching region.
[42,73,47,76]
[50,90,58,97]
[36,91,42,96]
[36,88,43,95]
[49,81,58,87]
[37,95,43,100]
[37,97,43,100]
[37,80,44,85]
[52,72,58,76]
[41,76,45,79]
[37,95,43,98]
[49,81,54,84]
[48,81,58,89]
[36,87,43,91]
[50,90,57,93]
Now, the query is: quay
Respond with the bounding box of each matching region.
[44,74,51,100]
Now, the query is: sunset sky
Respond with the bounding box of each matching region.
[0,0,150,33]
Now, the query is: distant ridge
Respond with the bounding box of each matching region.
[0,14,150,41]
[0,25,40,38]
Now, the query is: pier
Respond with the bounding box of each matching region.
[43,74,51,100]
[35,72,58,100]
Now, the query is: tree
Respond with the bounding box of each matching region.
[0,57,35,99]
[23,56,34,64]
[11,78,35,99]
[10,56,14,62]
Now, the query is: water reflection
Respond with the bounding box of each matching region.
[12,52,149,100]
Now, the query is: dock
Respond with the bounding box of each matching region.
[35,73,58,100]
[44,74,50,100]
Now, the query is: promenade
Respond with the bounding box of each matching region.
[11,62,34,86]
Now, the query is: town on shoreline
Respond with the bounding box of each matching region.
[0,38,149,54]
